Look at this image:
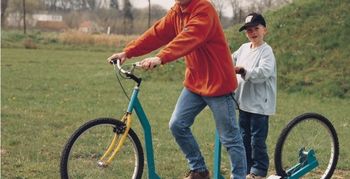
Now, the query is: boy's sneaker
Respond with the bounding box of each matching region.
[246,173,265,179]
[184,169,210,179]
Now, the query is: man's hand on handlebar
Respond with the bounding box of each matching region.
[107,52,162,70]
[139,57,162,70]
[107,52,127,64]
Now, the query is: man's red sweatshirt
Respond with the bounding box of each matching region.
[124,0,237,97]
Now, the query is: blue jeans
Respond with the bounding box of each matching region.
[239,110,269,177]
[169,88,247,179]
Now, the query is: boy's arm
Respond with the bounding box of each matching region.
[232,50,239,65]
[232,47,246,75]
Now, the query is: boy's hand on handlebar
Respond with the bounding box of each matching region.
[107,52,127,64]
[139,57,162,70]
[235,66,246,75]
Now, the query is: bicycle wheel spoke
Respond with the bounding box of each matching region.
[275,113,339,179]
[61,118,144,179]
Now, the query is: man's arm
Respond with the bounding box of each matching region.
[157,7,215,64]
[124,12,177,58]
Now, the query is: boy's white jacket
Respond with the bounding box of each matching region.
[232,42,277,115]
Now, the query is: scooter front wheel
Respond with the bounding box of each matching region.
[274,113,339,179]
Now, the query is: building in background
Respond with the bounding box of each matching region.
[6,12,67,31]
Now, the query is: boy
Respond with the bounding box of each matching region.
[232,12,277,179]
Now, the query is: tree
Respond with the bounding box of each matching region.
[148,0,151,28]
[228,0,242,23]
[256,0,273,12]
[110,0,119,10]
[210,0,227,20]
[85,0,96,10]
[1,0,9,27]
[21,0,27,34]
[123,0,133,34]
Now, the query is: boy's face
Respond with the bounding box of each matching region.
[245,24,267,45]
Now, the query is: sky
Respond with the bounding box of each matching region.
[131,0,234,17]
[132,0,173,10]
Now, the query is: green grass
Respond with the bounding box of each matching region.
[1,48,350,178]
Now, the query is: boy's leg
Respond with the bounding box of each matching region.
[169,88,207,171]
[250,113,269,177]
[204,94,247,179]
[239,110,252,174]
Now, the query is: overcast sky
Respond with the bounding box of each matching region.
[132,0,234,17]
[132,0,173,9]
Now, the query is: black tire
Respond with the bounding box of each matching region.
[274,113,339,179]
[60,118,144,179]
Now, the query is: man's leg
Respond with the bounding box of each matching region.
[204,94,247,179]
[169,88,207,171]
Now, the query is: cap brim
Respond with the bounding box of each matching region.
[238,22,260,32]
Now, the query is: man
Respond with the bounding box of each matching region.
[107,0,247,178]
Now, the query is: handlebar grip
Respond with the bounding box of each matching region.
[111,59,118,65]
[236,68,246,75]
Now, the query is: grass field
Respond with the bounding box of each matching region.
[1,48,350,178]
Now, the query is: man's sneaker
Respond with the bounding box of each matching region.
[246,173,265,179]
[184,169,210,179]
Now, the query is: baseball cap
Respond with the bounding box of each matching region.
[239,13,266,32]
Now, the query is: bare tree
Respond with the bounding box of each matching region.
[110,0,119,9]
[43,0,57,11]
[266,0,273,8]
[44,0,72,11]
[228,0,242,23]
[210,0,227,20]
[68,0,83,10]
[61,0,71,11]
[148,0,151,28]
[22,0,26,34]
[1,0,9,27]
[256,0,273,12]
[123,0,133,34]
[85,0,96,10]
